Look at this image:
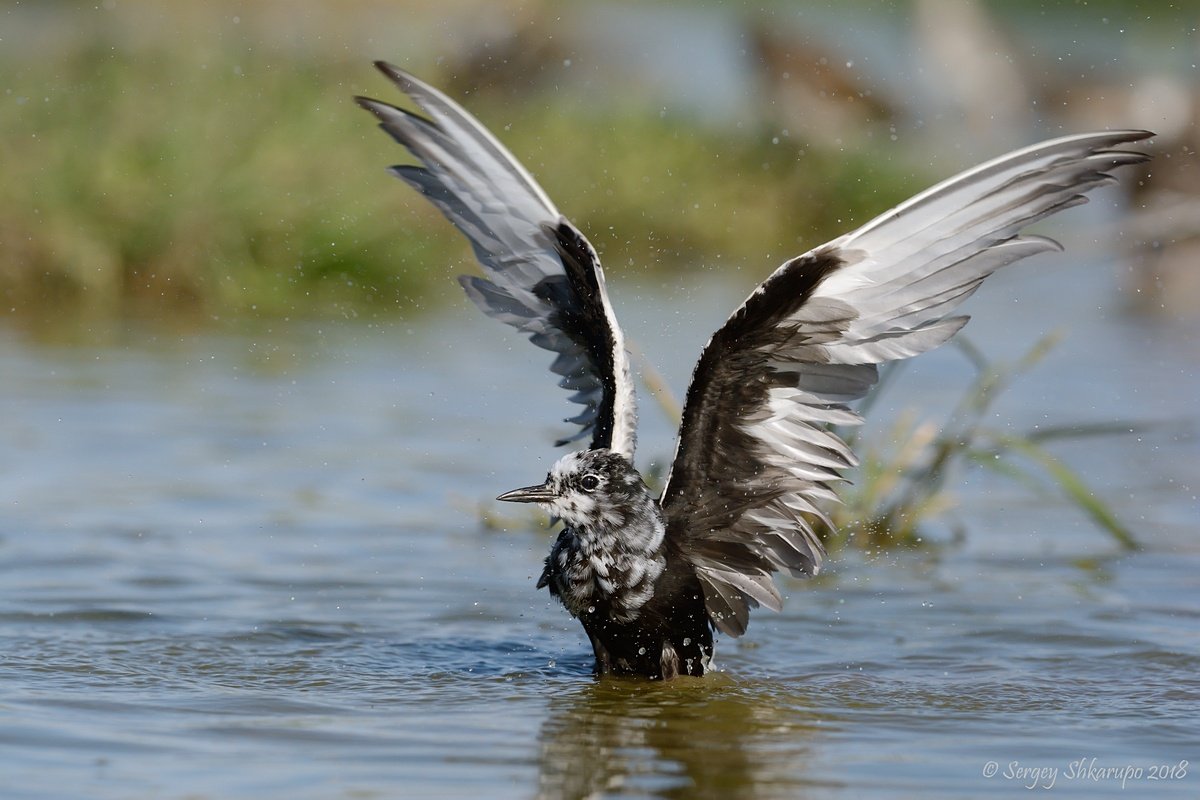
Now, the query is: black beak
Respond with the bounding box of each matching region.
[496,481,557,503]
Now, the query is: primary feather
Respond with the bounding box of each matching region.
[659,130,1151,636]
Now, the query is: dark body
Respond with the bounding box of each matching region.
[541,533,713,679]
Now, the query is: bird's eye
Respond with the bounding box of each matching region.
[580,474,600,492]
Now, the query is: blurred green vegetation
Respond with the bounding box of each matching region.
[0,10,927,323]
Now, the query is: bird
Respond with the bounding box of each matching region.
[355,61,1151,680]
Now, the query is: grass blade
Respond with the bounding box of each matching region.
[992,435,1141,551]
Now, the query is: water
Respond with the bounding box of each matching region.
[1,248,1198,798]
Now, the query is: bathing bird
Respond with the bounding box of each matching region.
[356,61,1150,679]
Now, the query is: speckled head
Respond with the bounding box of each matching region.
[496,448,650,528]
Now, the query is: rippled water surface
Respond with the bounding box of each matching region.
[2,251,1198,798]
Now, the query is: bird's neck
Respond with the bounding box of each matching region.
[578,489,665,557]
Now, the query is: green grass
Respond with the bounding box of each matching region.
[823,334,1140,551]
[2,44,424,319]
[0,32,927,323]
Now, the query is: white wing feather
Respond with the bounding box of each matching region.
[661,130,1152,636]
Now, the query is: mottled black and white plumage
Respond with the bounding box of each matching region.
[357,61,1151,679]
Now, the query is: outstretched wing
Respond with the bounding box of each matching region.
[660,130,1153,636]
[356,62,637,458]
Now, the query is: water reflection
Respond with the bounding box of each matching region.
[537,676,829,799]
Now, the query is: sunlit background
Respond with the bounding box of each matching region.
[1,2,1198,799]
[3,0,1199,322]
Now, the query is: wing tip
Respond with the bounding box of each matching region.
[1110,128,1156,143]
[353,94,392,118]
[1021,233,1065,253]
[387,164,429,189]
[372,59,412,88]
[359,62,441,124]
[1064,128,1155,151]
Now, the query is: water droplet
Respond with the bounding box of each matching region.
[682,637,691,646]
[586,605,595,613]
[637,647,646,655]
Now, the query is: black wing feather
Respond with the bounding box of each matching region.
[661,130,1152,637]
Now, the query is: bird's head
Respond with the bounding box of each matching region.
[497,449,651,529]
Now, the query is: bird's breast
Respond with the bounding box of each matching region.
[547,527,665,623]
